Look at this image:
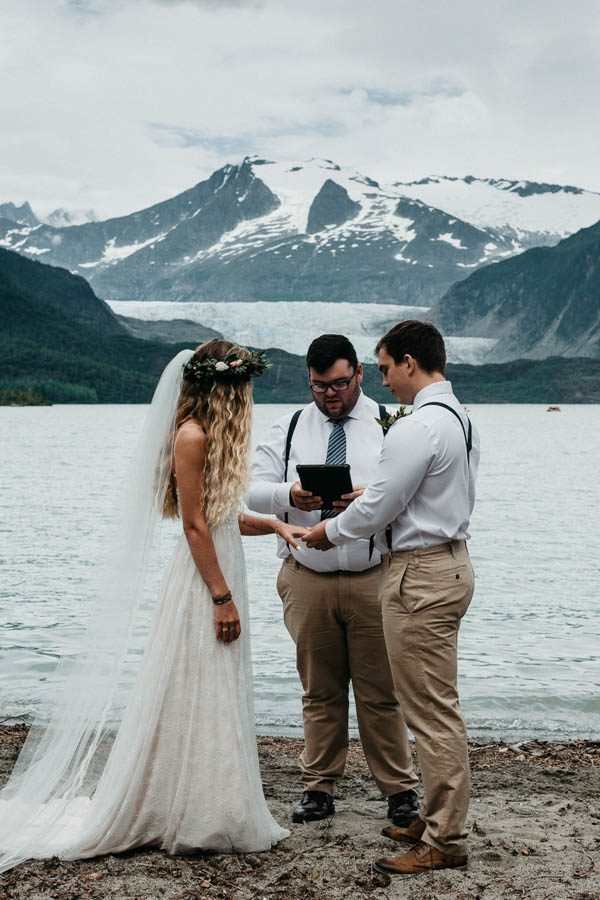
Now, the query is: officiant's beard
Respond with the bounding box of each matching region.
[312,380,362,420]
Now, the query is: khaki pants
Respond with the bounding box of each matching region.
[277,556,418,797]
[380,540,474,856]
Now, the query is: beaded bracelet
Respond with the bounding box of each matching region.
[212,590,232,606]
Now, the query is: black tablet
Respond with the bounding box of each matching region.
[296,464,353,505]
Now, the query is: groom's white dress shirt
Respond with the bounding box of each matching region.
[247,391,385,572]
[325,381,480,553]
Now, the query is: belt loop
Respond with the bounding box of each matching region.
[449,542,456,558]
[294,559,300,571]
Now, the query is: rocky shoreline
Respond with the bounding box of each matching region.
[0,726,598,899]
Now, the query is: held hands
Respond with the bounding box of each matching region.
[214,599,241,644]
[302,520,334,551]
[297,484,364,550]
[275,521,309,550]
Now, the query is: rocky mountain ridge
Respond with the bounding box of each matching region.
[431,219,600,360]
[2,158,599,305]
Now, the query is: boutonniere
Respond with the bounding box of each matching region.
[375,407,410,434]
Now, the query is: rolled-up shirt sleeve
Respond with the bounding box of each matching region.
[246,417,296,515]
[325,419,435,545]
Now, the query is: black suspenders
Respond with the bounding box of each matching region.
[282,402,472,558]
[284,409,303,481]
[283,405,388,480]
[283,405,389,558]
[419,402,473,457]
[368,401,472,560]
[282,409,303,534]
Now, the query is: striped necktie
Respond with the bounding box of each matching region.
[321,417,348,520]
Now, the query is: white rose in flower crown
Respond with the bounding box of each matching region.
[215,361,229,372]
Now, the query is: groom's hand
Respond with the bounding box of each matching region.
[302,521,334,551]
[290,481,323,512]
[333,486,365,510]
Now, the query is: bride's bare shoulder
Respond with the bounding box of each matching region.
[175,420,206,454]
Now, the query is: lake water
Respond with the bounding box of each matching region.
[1,403,599,742]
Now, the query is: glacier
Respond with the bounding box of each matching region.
[108,300,497,365]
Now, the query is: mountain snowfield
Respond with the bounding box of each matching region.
[108,299,498,365]
[2,157,600,308]
[2,157,600,363]
[243,159,600,247]
[394,175,600,240]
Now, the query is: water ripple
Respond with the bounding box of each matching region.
[1,403,599,740]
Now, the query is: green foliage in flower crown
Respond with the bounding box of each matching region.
[375,407,410,434]
[182,351,271,388]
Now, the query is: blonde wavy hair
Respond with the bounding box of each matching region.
[163,340,254,527]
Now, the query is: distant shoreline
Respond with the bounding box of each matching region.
[3,352,600,404]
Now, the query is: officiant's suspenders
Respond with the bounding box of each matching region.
[282,409,303,545]
[368,402,472,561]
[281,406,390,559]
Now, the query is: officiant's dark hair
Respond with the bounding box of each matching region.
[376,321,446,374]
[306,334,358,373]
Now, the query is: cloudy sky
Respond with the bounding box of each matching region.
[2,0,599,219]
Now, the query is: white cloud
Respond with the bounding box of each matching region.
[1,0,599,218]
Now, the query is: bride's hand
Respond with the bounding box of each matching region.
[215,600,241,643]
[275,522,309,550]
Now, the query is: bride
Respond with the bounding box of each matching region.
[0,339,304,871]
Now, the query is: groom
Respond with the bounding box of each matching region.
[304,321,480,875]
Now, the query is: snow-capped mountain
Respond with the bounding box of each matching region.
[395,175,600,247]
[1,157,600,306]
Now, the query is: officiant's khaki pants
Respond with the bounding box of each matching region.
[277,557,418,797]
[380,540,474,857]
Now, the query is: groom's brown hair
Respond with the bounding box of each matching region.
[376,320,446,375]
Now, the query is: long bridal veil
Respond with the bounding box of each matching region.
[0,348,194,872]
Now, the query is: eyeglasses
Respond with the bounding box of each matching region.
[309,373,357,394]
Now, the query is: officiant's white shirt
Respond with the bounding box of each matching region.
[247,391,385,572]
[325,381,480,553]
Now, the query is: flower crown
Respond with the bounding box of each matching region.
[182,350,271,388]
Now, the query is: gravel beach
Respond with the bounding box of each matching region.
[0,726,598,899]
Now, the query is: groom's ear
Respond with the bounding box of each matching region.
[404,354,417,375]
[356,363,364,384]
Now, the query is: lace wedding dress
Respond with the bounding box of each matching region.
[1,517,288,860]
[0,350,288,870]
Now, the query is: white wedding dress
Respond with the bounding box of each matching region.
[1,515,288,859]
[0,350,288,870]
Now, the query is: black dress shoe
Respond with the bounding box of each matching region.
[386,789,421,826]
[292,790,335,823]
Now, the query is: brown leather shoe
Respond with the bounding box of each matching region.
[381,816,426,844]
[374,841,468,875]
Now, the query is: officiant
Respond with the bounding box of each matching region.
[247,334,419,825]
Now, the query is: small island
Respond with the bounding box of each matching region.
[0,387,51,407]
